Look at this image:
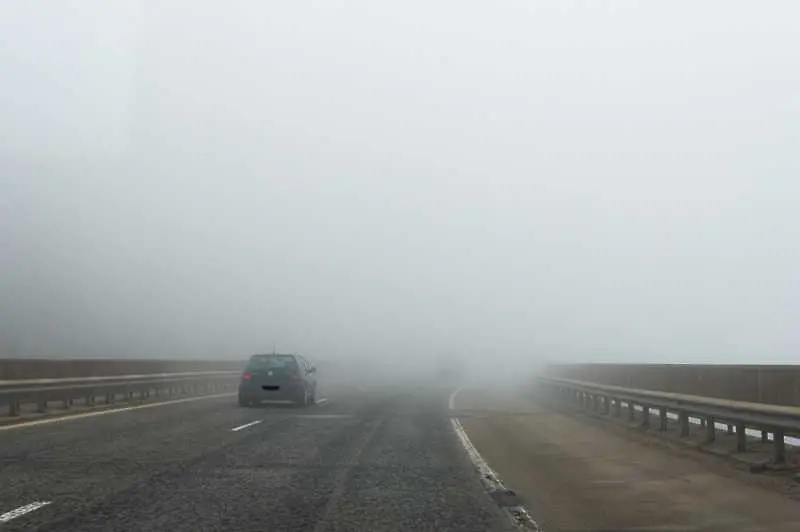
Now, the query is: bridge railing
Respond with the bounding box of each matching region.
[538,375,800,464]
[0,371,241,421]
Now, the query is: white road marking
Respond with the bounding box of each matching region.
[315,398,329,405]
[448,387,461,410]
[0,392,236,432]
[0,501,52,523]
[231,420,262,432]
[449,387,540,530]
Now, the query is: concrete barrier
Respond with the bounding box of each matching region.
[0,357,339,381]
[0,359,245,380]
[544,364,800,407]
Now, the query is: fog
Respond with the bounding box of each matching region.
[2,1,798,370]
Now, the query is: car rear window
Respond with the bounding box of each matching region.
[246,355,298,372]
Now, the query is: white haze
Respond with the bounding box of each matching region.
[1,1,798,371]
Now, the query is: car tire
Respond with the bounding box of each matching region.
[238,395,251,407]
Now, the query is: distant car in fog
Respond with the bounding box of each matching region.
[238,353,317,407]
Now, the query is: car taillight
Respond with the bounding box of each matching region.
[242,372,252,380]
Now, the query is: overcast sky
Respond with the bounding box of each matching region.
[1,1,798,364]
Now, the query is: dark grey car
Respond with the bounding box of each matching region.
[238,353,317,407]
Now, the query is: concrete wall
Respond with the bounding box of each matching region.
[0,358,342,380]
[0,359,245,380]
[544,363,800,407]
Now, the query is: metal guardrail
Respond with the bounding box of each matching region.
[0,371,241,419]
[538,375,800,464]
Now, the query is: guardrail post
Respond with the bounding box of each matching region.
[727,424,734,435]
[628,401,635,421]
[641,405,650,428]
[86,393,95,407]
[659,407,668,431]
[773,429,786,464]
[106,392,115,404]
[705,416,715,443]
[761,430,768,443]
[37,396,47,413]
[736,422,746,452]
[62,396,70,409]
[679,411,690,437]
[612,398,621,417]
[602,395,610,415]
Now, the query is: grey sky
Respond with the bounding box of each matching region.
[2,1,798,364]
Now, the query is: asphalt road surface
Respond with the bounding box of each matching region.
[0,381,513,532]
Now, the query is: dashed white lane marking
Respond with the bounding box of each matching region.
[0,393,237,432]
[0,501,52,523]
[231,420,262,432]
[315,398,329,405]
[449,387,540,530]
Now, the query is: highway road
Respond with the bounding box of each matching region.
[0,381,514,531]
[8,377,800,531]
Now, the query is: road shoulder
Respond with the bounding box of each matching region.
[454,388,800,531]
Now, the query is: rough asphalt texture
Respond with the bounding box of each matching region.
[0,382,512,531]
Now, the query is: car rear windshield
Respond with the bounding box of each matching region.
[246,355,299,372]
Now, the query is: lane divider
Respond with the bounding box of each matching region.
[0,501,52,523]
[316,398,329,405]
[231,420,262,432]
[449,388,540,531]
[0,393,237,432]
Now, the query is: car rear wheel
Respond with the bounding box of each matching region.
[238,395,251,407]
[294,388,309,407]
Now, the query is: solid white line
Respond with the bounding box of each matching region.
[449,388,540,530]
[0,501,52,523]
[231,420,262,432]
[0,392,236,432]
[448,387,461,410]
[316,398,329,405]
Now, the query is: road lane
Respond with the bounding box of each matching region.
[0,382,353,524]
[0,384,511,531]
